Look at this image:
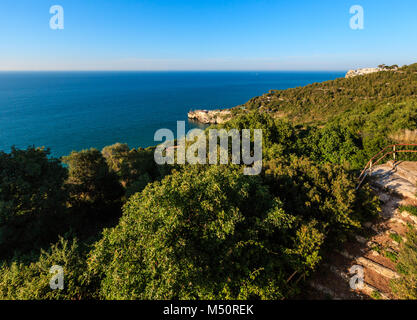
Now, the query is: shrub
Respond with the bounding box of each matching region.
[87,165,316,299]
[262,156,378,243]
[0,238,91,300]
[63,148,124,206]
[0,147,68,257]
[391,228,417,299]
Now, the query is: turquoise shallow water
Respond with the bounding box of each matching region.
[0,71,345,158]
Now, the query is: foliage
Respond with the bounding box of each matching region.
[371,290,382,300]
[399,205,417,217]
[0,237,91,300]
[391,228,417,299]
[384,250,398,263]
[0,147,68,257]
[262,156,378,243]
[301,124,366,169]
[239,65,417,124]
[63,148,124,207]
[0,147,67,224]
[88,165,296,299]
[101,143,167,198]
[389,233,402,244]
[219,112,298,154]
[87,156,378,299]
[101,143,131,176]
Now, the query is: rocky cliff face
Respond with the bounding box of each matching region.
[187,109,232,124]
[345,67,385,78]
[345,66,399,78]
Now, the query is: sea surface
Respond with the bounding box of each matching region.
[0,71,345,158]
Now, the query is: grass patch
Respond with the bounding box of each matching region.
[391,229,417,299]
[372,245,382,254]
[384,250,398,263]
[399,205,417,217]
[371,290,382,300]
[390,233,403,243]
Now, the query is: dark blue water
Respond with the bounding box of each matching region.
[0,71,345,158]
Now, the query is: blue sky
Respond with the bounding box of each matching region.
[0,0,416,70]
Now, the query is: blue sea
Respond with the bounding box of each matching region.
[0,71,345,158]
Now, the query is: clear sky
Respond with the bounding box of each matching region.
[0,0,416,71]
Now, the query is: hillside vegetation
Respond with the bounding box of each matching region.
[0,63,417,299]
[235,63,417,125]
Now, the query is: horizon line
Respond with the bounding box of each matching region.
[0,69,348,72]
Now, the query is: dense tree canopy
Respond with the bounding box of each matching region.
[0,147,68,256]
[237,64,417,124]
[0,147,67,224]
[88,165,315,299]
[62,148,124,207]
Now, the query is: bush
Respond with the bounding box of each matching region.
[263,156,379,243]
[0,147,68,257]
[63,148,124,207]
[88,165,319,299]
[0,238,91,300]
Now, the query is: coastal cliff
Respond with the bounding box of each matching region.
[188,109,232,124]
[345,65,398,78]
[345,67,384,78]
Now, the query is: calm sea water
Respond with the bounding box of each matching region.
[0,71,345,158]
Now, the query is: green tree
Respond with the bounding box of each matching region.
[263,156,378,243]
[101,143,130,177]
[63,149,124,207]
[101,143,160,198]
[0,147,68,256]
[0,237,91,300]
[88,165,308,299]
[304,123,366,168]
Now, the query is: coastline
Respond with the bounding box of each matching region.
[187,109,233,124]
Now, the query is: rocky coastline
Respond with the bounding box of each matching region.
[345,65,398,78]
[187,109,232,124]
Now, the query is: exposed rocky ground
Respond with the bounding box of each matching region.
[345,66,399,78]
[345,67,385,78]
[304,161,417,300]
[187,109,232,124]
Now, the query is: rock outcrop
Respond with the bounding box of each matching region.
[187,109,232,124]
[345,66,399,78]
[345,67,384,78]
[372,162,417,200]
